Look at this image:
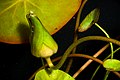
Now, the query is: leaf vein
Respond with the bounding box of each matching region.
[0,0,20,15]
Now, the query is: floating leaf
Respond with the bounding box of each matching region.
[103,59,120,71]
[0,0,81,44]
[34,69,75,80]
[78,8,100,32]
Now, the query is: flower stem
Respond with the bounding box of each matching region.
[95,23,114,59]
[45,57,54,68]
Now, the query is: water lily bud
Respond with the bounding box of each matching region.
[26,11,58,58]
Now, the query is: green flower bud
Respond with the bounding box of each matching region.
[26,11,58,58]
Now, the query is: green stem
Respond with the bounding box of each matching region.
[52,36,120,69]
[75,0,88,31]
[72,0,88,52]
[104,71,110,80]
[105,47,120,59]
[66,0,88,72]
[95,23,114,59]
[94,23,113,80]
[45,57,54,68]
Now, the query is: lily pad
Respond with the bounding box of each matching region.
[34,69,75,80]
[0,0,81,44]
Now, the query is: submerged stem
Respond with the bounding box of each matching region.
[66,0,88,72]
[73,44,109,78]
[52,36,120,69]
[29,53,120,80]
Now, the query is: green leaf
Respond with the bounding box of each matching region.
[34,69,75,80]
[0,0,81,44]
[78,8,100,32]
[103,59,120,71]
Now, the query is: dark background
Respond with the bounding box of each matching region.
[0,0,120,80]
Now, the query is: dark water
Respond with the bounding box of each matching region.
[0,0,120,80]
